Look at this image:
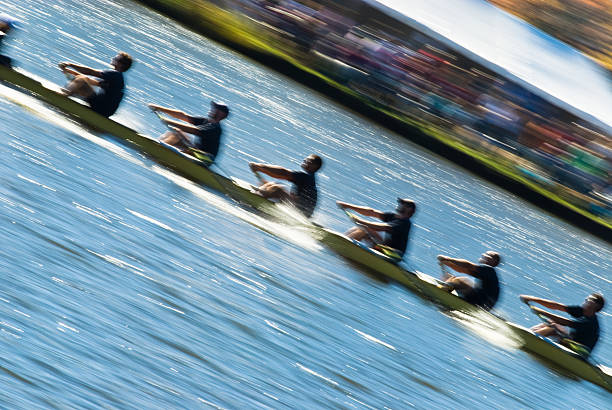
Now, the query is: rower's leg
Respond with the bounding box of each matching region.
[345,226,368,240]
[344,227,382,245]
[159,130,189,150]
[531,323,555,335]
[0,55,12,67]
[531,323,569,339]
[62,75,95,98]
[444,276,474,293]
[256,183,290,200]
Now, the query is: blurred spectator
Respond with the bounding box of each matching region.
[225,0,611,219]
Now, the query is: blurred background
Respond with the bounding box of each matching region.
[1,0,611,408]
[164,0,612,226]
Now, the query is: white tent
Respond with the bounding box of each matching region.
[362,0,612,135]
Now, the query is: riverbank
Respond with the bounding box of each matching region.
[134,0,611,242]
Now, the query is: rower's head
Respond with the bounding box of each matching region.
[396,198,416,218]
[0,13,18,33]
[479,251,500,267]
[301,154,322,173]
[583,292,605,314]
[111,52,133,72]
[209,101,229,122]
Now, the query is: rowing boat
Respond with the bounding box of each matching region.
[318,226,612,391]
[509,322,612,388]
[1,65,610,393]
[0,66,276,210]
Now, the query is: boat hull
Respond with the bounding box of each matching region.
[0,66,274,212]
[508,323,612,390]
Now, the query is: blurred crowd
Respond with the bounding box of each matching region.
[225,0,611,219]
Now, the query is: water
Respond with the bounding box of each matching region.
[1,0,611,408]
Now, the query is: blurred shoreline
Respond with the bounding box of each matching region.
[134,0,612,242]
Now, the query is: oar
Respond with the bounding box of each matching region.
[439,260,450,279]
[437,261,455,291]
[151,108,212,161]
[252,169,266,185]
[525,303,556,325]
[524,302,591,357]
[339,206,401,262]
[149,106,258,208]
[523,303,569,339]
[150,107,233,178]
[340,206,371,237]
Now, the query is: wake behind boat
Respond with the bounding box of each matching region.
[1,64,611,393]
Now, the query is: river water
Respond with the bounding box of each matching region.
[1,1,610,408]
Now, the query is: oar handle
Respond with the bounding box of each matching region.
[253,170,266,184]
[529,305,546,315]
[526,304,555,326]
[151,108,182,136]
[439,261,450,278]
[151,108,166,122]
[341,207,381,244]
[340,206,358,222]
[150,107,165,121]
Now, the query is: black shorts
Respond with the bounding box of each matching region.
[461,288,496,311]
[0,55,12,67]
[87,93,113,118]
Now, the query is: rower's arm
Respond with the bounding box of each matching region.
[336,201,385,219]
[437,256,477,275]
[148,105,194,123]
[163,118,200,134]
[519,295,568,312]
[249,163,293,180]
[530,307,574,326]
[58,62,103,78]
[351,216,390,232]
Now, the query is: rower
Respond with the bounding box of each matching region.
[249,154,322,218]
[0,13,18,67]
[520,293,605,356]
[336,198,416,261]
[58,52,133,118]
[149,101,229,164]
[437,251,501,311]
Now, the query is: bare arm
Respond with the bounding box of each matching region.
[58,62,103,78]
[148,104,197,123]
[437,255,478,275]
[350,215,391,232]
[519,295,568,312]
[163,118,200,135]
[529,306,574,326]
[336,201,385,219]
[249,162,294,181]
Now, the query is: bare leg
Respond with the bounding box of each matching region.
[256,183,291,201]
[62,74,95,98]
[444,276,474,293]
[531,323,569,339]
[344,226,382,246]
[159,130,190,151]
[531,323,557,336]
[345,226,368,240]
